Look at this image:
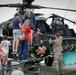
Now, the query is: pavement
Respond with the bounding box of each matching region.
[5,61,76,75]
[20,61,76,75]
[23,64,76,75]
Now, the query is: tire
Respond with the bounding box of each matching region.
[45,56,53,66]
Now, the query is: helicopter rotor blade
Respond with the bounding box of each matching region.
[0,4,21,7]
[0,3,76,12]
[22,4,76,12]
[40,6,76,12]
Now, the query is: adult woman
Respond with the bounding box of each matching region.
[18,20,31,60]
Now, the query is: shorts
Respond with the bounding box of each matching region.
[13,29,20,38]
[33,44,42,56]
[34,44,42,49]
[0,56,3,60]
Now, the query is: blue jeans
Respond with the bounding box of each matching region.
[18,40,28,60]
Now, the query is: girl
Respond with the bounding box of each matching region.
[18,20,31,61]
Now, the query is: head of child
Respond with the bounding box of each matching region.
[23,20,30,27]
[34,28,42,34]
[11,67,23,75]
[14,12,20,18]
[3,35,8,40]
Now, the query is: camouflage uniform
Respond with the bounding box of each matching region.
[49,36,63,72]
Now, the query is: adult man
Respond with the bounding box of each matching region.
[12,12,21,52]
[49,32,64,75]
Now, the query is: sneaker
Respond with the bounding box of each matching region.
[17,60,21,62]
[12,51,17,54]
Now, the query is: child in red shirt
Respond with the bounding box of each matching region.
[18,20,31,60]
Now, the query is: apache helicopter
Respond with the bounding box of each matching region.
[0,0,76,66]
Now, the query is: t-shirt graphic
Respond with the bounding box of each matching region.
[2,42,8,48]
[1,40,11,54]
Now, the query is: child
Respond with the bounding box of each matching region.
[11,67,24,75]
[32,29,46,56]
[18,20,31,61]
[0,44,4,73]
[1,35,11,66]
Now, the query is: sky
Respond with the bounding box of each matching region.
[0,0,76,32]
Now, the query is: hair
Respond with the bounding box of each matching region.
[24,20,30,25]
[14,12,20,17]
[11,67,23,75]
[34,28,41,33]
[26,9,31,17]
[3,35,8,40]
[55,32,60,37]
[17,67,23,71]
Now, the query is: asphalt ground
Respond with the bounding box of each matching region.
[8,61,76,75]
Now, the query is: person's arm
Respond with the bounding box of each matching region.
[0,43,4,54]
[2,49,4,54]
[40,40,43,44]
[22,13,27,23]
[18,19,21,28]
[32,12,36,28]
[20,26,24,32]
[49,38,54,44]
[19,23,21,28]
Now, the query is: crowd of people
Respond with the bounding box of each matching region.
[0,9,64,75]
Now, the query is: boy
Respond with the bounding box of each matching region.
[32,29,46,56]
[11,67,24,75]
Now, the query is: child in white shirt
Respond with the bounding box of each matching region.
[1,35,11,67]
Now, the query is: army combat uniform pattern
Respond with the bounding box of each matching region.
[49,36,63,72]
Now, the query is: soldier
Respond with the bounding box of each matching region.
[49,32,64,75]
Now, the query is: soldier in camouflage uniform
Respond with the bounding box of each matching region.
[49,33,64,75]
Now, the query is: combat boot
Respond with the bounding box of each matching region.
[55,71,60,75]
[60,70,64,75]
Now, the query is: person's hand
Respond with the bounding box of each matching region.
[49,38,52,40]
[40,40,43,44]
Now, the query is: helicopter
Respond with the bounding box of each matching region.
[0,0,76,67]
